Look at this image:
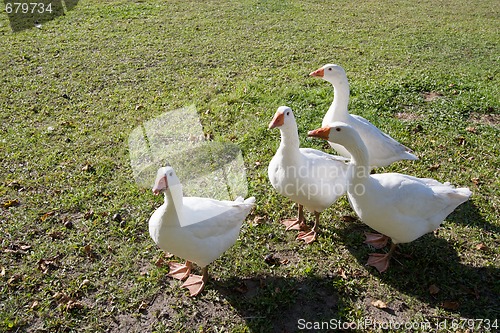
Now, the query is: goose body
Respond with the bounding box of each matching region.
[268,106,349,243]
[308,123,471,271]
[149,166,254,295]
[310,64,418,167]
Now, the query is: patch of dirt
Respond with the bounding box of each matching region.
[395,112,423,121]
[362,297,413,324]
[422,91,444,102]
[469,112,500,127]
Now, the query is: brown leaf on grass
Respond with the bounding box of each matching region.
[38,255,61,274]
[475,243,489,251]
[7,274,22,286]
[428,164,441,171]
[155,257,168,267]
[40,211,55,221]
[341,215,357,223]
[471,177,481,186]
[279,258,289,265]
[84,210,94,220]
[49,231,64,240]
[4,243,31,254]
[466,126,478,134]
[7,181,24,191]
[53,292,85,311]
[429,284,440,295]
[83,244,96,259]
[0,266,5,276]
[252,216,266,225]
[455,136,466,145]
[29,300,39,310]
[2,199,20,208]
[337,267,348,280]
[81,163,94,172]
[371,300,388,309]
[441,300,460,310]
[137,301,148,311]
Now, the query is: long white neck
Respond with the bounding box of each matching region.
[345,132,370,187]
[322,78,350,126]
[278,121,301,159]
[163,183,185,226]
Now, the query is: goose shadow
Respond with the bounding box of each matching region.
[6,0,80,32]
[331,200,499,322]
[214,275,345,333]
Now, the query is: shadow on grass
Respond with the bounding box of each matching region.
[334,200,500,322]
[215,275,343,332]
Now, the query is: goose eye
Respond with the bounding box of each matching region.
[169,172,173,177]
[286,111,290,116]
[336,127,341,132]
[328,68,332,71]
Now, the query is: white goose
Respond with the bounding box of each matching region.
[268,106,349,243]
[149,166,255,296]
[310,64,418,168]
[308,123,471,272]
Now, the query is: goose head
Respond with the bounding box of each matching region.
[268,106,296,130]
[307,122,359,150]
[152,166,181,195]
[310,64,348,86]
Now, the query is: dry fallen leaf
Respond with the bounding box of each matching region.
[341,215,357,223]
[30,300,39,310]
[65,300,84,311]
[8,274,22,285]
[475,243,489,251]
[442,300,460,310]
[4,243,31,255]
[155,257,167,267]
[81,163,94,172]
[456,136,466,145]
[337,267,348,280]
[80,279,91,288]
[83,244,95,259]
[471,177,481,186]
[40,211,55,221]
[429,284,440,295]
[466,126,477,134]
[279,258,289,265]
[0,266,5,276]
[2,199,20,208]
[137,301,148,311]
[38,255,61,274]
[252,216,266,225]
[371,300,388,309]
[428,164,441,171]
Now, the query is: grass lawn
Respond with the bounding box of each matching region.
[1,0,499,332]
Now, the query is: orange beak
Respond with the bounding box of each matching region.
[309,68,324,78]
[307,127,331,140]
[152,175,168,195]
[269,111,285,129]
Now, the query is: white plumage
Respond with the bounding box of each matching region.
[149,166,254,295]
[268,106,349,243]
[310,64,418,167]
[308,123,471,272]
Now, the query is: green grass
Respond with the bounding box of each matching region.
[1,0,499,332]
